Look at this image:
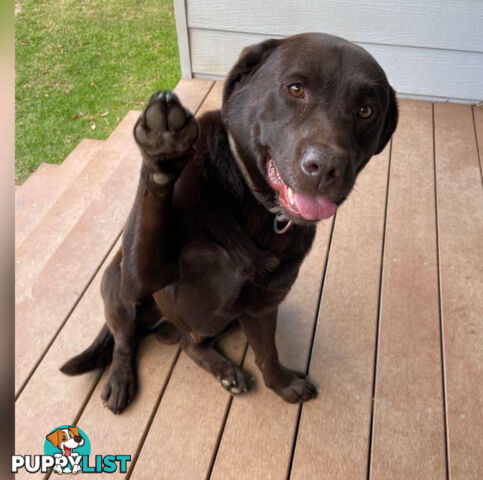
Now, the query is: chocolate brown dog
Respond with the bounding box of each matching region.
[61,33,398,414]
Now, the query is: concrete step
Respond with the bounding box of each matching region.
[15,139,103,248]
[15,163,57,212]
[15,78,214,395]
[15,115,138,306]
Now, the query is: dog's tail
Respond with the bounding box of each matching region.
[60,324,114,376]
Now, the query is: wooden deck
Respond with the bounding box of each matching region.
[15,79,483,479]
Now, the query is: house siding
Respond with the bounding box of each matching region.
[175,0,483,103]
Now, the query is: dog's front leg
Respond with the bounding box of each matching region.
[100,92,198,414]
[124,90,199,298]
[239,309,317,403]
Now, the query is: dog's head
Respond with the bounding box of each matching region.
[46,426,84,452]
[222,33,398,224]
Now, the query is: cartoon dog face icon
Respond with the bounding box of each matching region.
[46,426,84,474]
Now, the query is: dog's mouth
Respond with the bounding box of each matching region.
[266,156,338,221]
[63,447,72,456]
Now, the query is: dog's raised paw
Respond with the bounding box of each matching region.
[134,91,199,159]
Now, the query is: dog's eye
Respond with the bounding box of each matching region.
[288,83,305,98]
[358,105,373,119]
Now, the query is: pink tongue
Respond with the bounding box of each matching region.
[293,192,338,220]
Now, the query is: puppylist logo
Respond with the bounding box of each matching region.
[12,425,131,475]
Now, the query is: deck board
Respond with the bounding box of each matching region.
[434,102,483,479]
[369,100,446,479]
[14,79,482,480]
[290,144,391,479]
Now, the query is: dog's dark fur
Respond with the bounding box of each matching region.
[61,33,398,414]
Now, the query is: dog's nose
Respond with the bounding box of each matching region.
[74,436,83,443]
[300,146,345,188]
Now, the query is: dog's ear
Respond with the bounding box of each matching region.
[46,429,62,448]
[69,426,80,437]
[222,38,283,105]
[375,86,398,155]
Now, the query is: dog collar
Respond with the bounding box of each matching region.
[273,217,293,234]
[227,133,293,234]
[268,206,293,234]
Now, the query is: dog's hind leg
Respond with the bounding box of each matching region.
[97,250,140,415]
[60,295,176,376]
[181,335,250,395]
[98,254,179,414]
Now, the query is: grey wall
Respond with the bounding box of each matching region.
[175,0,483,103]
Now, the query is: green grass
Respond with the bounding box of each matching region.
[15,0,180,183]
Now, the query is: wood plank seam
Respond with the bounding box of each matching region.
[204,342,250,480]
[15,229,123,401]
[16,80,215,402]
[432,103,451,480]
[470,106,483,188]
[285,218,337,480]
[366,138,393,479]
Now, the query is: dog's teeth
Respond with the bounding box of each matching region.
[288,187,295,206]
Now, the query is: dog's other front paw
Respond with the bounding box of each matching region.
[101,364,137,414]
[134,91,199,161]
[266,367,318,403]
[214,363,250,395]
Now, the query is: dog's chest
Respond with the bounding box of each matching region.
[168,226,302,331]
